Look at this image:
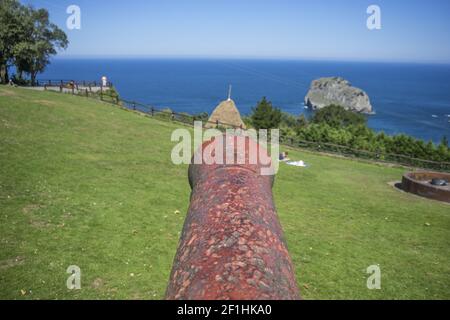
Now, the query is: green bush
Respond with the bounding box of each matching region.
[259,104,450,169]
[250,97,282,130]
[311,104,367,128]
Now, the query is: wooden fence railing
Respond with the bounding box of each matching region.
[41,85,450,172]
[36,79,113,89]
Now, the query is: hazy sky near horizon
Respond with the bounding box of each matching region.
[21,0,450,63]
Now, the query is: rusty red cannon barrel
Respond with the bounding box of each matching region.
[166,134,300,300]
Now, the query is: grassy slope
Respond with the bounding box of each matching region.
[0,86,449,300]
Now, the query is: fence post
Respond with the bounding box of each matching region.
[151,107,154,116]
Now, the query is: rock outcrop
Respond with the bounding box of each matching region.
[305,77,373,113]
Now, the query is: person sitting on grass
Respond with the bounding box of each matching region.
[279,151,290,161]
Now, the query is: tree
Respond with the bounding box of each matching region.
[311,104,367,128]
[0,0,68,85]
[0,0,26,83]
[15,7,68,85]
[250,97,282,130]
[280,112,298,128]
[297,114,308,128]
[440,136,449,149]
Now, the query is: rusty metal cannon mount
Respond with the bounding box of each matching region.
[166,134,300,300]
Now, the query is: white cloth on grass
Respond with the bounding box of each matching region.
[286,160,307,167]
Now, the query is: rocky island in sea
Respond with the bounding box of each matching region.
[305,77,373,114]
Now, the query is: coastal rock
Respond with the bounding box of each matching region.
[305,77,373,113]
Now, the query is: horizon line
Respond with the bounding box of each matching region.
[52,55,450,66]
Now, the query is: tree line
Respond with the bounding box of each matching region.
[244,97,450,165]
[0,0,68,85]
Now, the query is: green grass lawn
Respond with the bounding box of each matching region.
[1,86,449,300]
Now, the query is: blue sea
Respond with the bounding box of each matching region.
[39,59,450,144]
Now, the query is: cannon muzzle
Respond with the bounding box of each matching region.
[166,134,300,300]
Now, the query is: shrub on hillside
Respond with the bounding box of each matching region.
[311,104,367,128]
[250,97,282,130]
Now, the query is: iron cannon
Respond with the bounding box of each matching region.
[166,134,300,300]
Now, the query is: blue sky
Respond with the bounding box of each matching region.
[21,0,450,63]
